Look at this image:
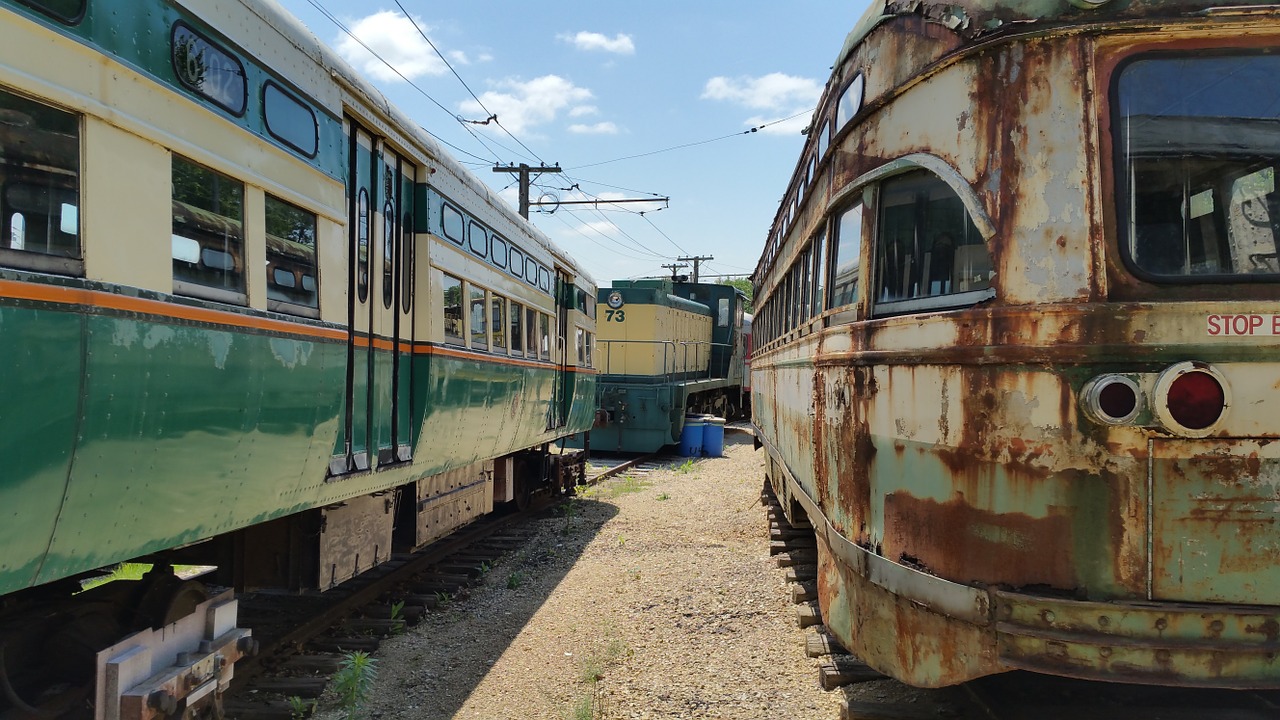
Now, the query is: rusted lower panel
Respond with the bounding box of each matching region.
[996,590,1280,687]
[1151,439,1280,604]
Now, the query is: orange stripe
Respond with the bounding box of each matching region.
[0,279,347,342]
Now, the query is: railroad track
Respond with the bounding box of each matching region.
[763,485,1280,720]
[222,453,660,719]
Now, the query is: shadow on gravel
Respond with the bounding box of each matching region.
[399,490,623,717]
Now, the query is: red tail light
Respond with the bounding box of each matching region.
[1153,362,1229,436]
[1165,371,1225,430]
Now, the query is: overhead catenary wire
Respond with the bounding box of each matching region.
[569,109,814,170]
[389,0,546,165]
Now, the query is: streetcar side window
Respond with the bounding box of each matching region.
[263,82,318,158]
[829,201,862,310]
[172,156,246,302]
[539,312,551,360]
[442,273,463,344]
[526,306,538,356]
[510,301,525,354]
[585,331,593,367]
[491,294,507,351]
[265,194,318,311]
[468,220,487,258]
[491,235,508,268]
[0,89,81,267]
[1117,54,1280,281]
[811,228,827,317]
[871,170,991,317]
[17,0,85,24]
[576,327,585,364]
[441,203,464,245]
[469,284,488,350]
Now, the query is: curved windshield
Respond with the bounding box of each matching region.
[1116,54,1280,281]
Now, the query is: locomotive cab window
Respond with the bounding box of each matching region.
[872,170,992,316]
[172,156,245,302]
[1117,53,1280,281]
[0,88,81,273]
[265,194,318,313]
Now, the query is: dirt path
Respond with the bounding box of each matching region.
[316,433,846,719]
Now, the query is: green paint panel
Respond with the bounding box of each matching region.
[0,304,82,592]
[35,314,345,587]
[1151,438,1280,603]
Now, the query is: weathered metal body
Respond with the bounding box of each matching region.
[753,0,1280,688]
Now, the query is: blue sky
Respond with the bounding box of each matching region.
[273,0,872,284]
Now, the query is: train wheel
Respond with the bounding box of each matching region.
[513,472,532,512]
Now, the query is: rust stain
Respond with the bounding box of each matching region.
[883,491,1077,588]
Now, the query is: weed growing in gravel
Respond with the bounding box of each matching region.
[559,497,579,534]
[507,571,524,589]
[674,459,696,474]
[434,591,451,607]
[288,695,316,719]
[605,474,649,498]
[565,637,630,719]
[656,492,671,501]
[479,561,491,574]
[331,651,378,720]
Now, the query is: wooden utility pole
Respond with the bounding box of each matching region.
[662,262,688,280]
[676,255,714,283]
[493,163,562,219]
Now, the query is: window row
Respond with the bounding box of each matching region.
[754,169,993,348]
[434,190,553,296]
[442,272,560,361]
[0,87,323,314]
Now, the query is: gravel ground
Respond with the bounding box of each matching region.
[315,432,848,720]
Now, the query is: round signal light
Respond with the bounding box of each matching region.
[1081,374,1143,425]
[1153,362,1229,437]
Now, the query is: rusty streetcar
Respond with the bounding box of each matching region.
[752,0,1280,689]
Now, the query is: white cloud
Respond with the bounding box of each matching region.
[558,31,635,55]
[447,50,469,65]
[569,105,599,118]
[335,11,446,82]
[701,72,822,110]
[569,121,619,135]
[460,75,593,134]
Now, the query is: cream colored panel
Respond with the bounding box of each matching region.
[243,189,266,310]
[82,119,169,291]
[317,218,347,323]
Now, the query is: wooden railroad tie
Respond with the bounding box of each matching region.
[791,580,817,603]
[223,698,303,720]
[243,676,329,698]
[820,654,885,691]
[785,565,817,583]
[795,600,822,628]
[306,636,381,653]
[279,653,343,673]
[805,628,848,657]
[776,549,818,568]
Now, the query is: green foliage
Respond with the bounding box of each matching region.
[674,459,696,474]
[433,591,452,607]
[507,571,524,590]
[656,492,671,501]
[389,600,404,622]
[719,277,754,312]
[288,695,316,719]
[331,651,378,720]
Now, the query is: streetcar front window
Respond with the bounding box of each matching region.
[871,170,990,316]
[1117,53,1280,281]
[0,88,80,263]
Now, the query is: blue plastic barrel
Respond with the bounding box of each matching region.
[702,416,726,457]
[679,415,705,457]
